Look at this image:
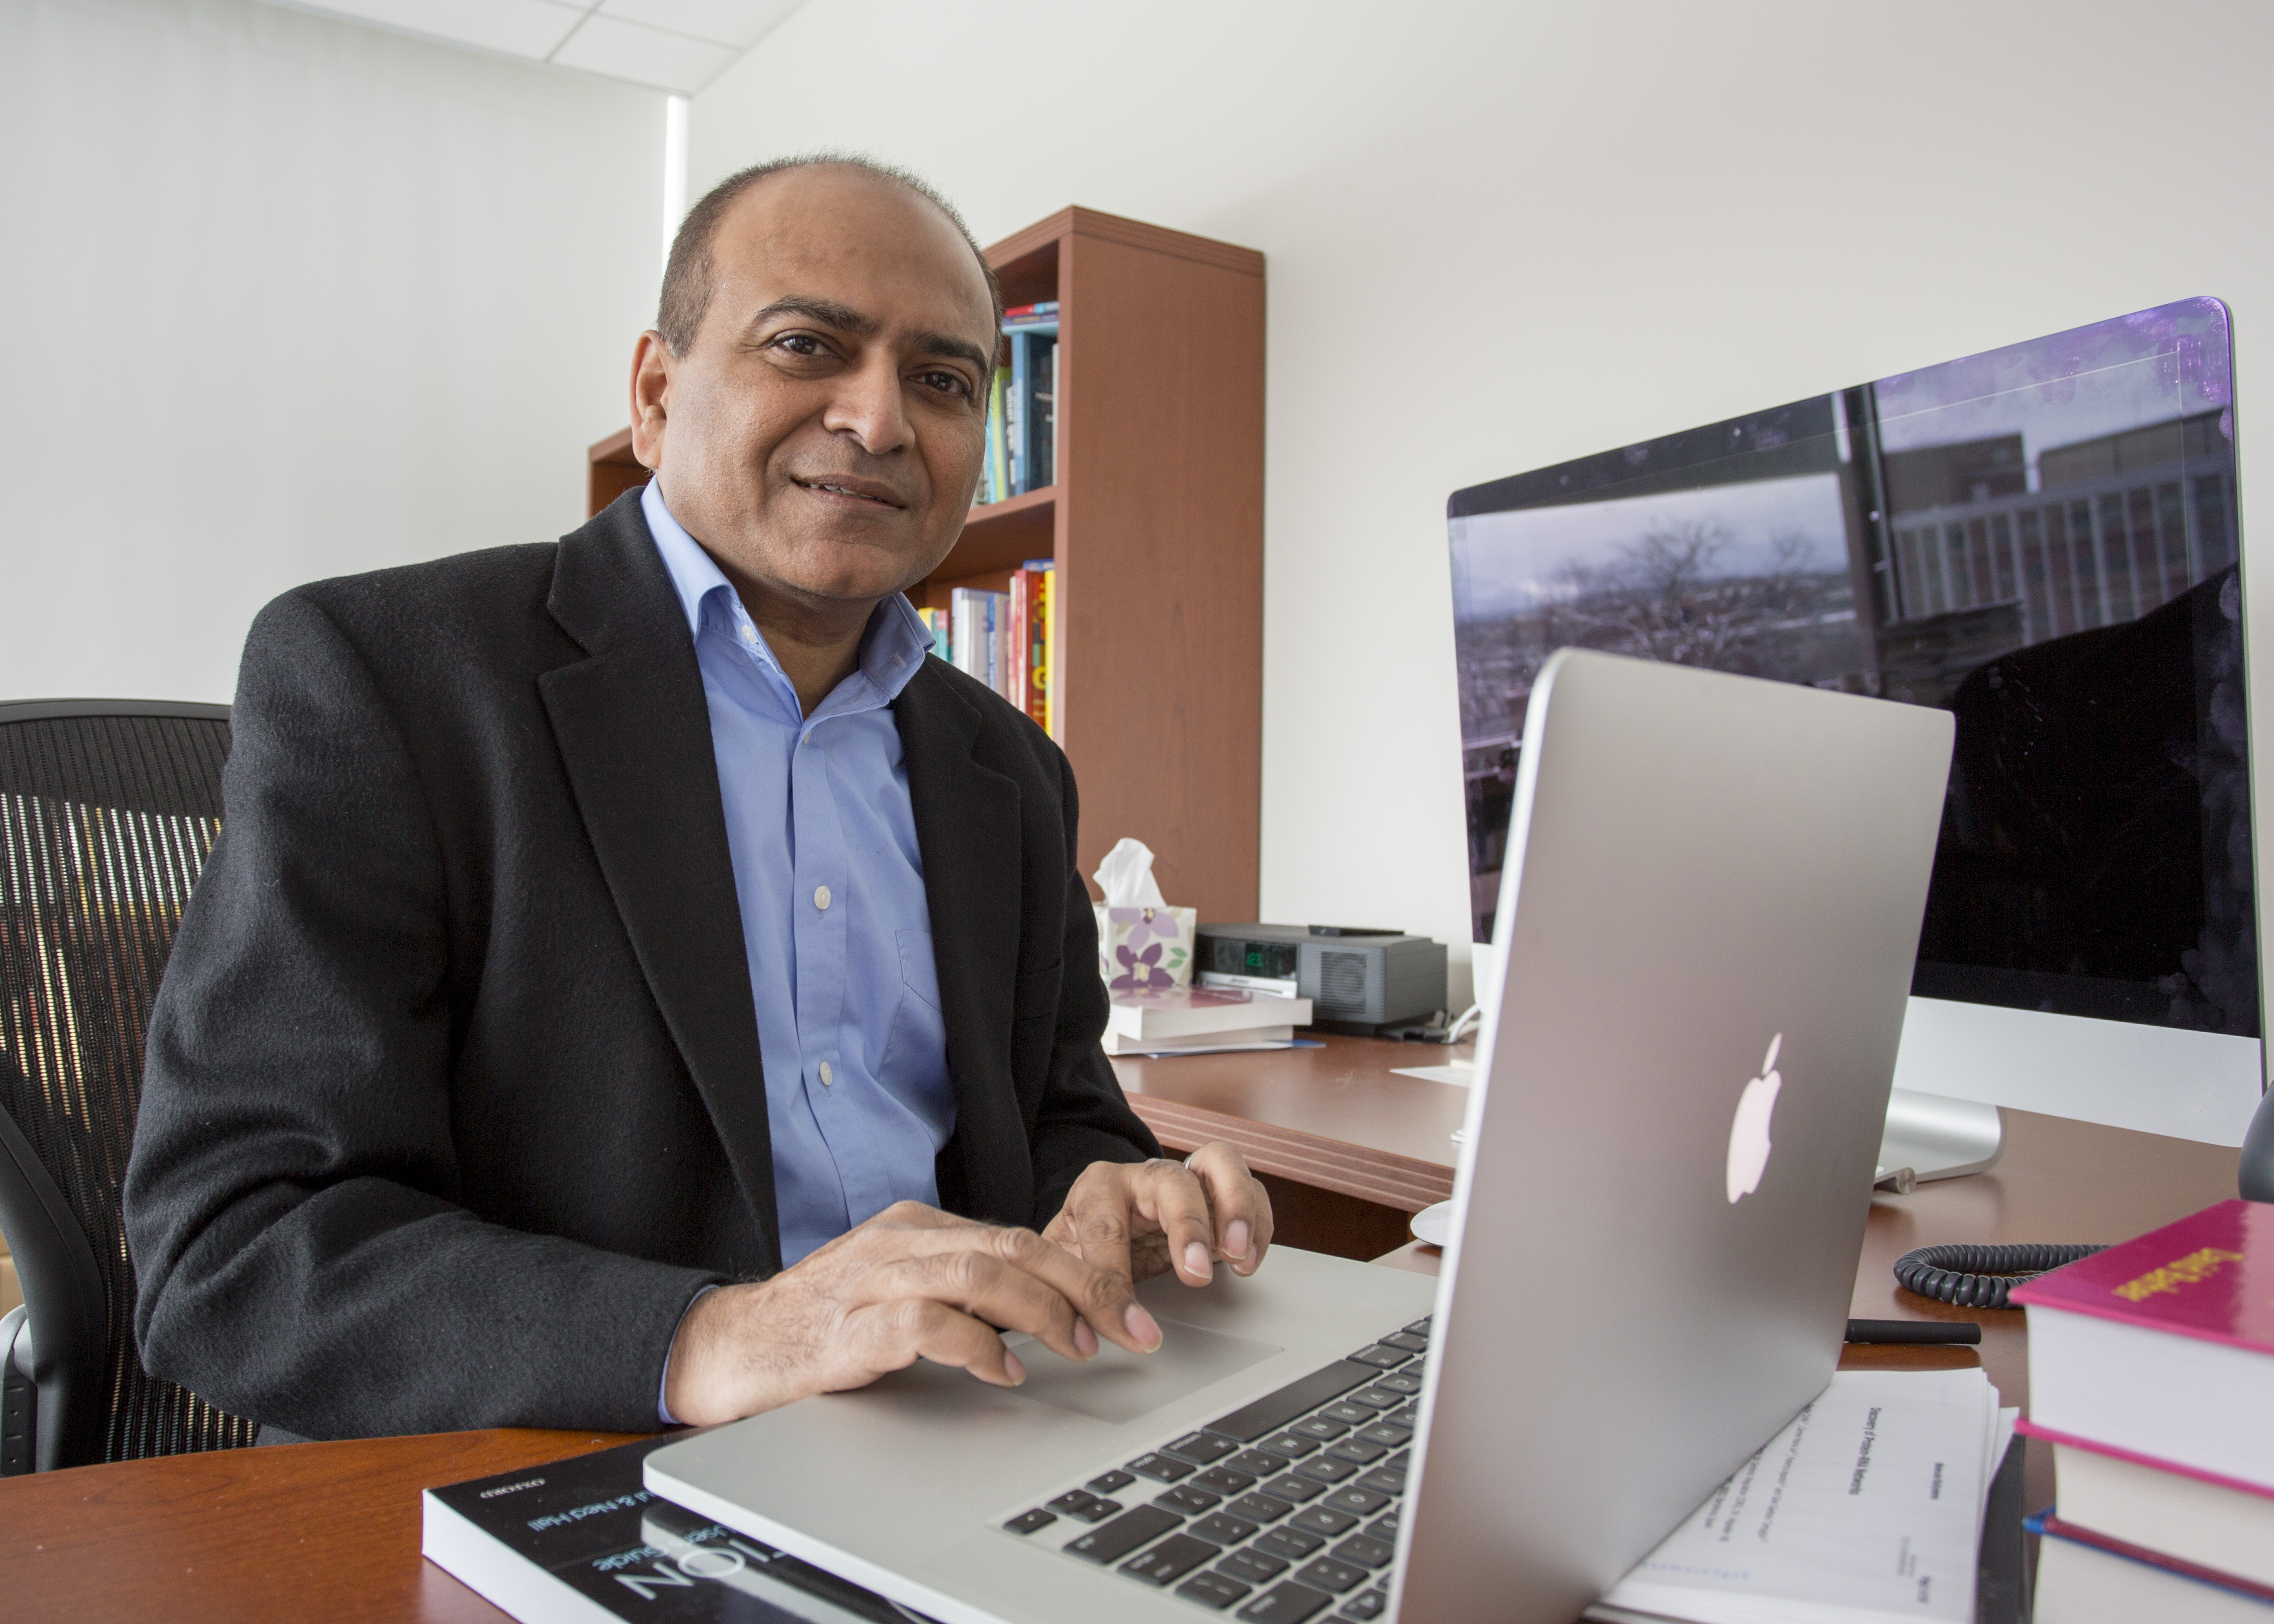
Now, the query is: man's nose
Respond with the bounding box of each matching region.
[821,354,913,456]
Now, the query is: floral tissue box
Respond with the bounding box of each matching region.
[1095,905,1199,993]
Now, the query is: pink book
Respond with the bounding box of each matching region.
[2012,1200,2274,1492]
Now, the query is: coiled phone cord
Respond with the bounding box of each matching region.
[1892,1242,2106,1310]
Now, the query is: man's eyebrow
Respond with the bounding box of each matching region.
[910,330,992,372]
[745,297,991,373]
[745,296,877,336]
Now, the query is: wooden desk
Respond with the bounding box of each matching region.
[1113,1036,1469,1258]
[0,1038,2242,1621]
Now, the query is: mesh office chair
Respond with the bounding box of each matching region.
[0,700,257,1472]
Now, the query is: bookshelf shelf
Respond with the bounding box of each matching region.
[585,205,1263,921]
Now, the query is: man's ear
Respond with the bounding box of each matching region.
[630,330,672,471]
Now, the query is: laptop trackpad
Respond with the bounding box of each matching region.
[1000,1322,1282,1425]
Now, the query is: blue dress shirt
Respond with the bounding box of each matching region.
[642,480,956,1271]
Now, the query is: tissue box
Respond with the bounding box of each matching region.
[1095,905,1199,991]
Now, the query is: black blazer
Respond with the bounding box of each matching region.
[122,492,1158,1439]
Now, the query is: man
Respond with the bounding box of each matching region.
[123,156,1272,1438]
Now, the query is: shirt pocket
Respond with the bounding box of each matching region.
[877,929,949,1089]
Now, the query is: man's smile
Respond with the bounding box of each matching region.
[792,474,908,509]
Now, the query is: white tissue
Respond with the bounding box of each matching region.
[1093,837,1168,909]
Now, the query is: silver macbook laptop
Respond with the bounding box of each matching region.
[647,648,1954,1624]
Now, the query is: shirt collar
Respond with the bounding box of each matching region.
[641,477,932,708]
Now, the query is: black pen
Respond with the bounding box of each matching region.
[1845,1319,1982,1345]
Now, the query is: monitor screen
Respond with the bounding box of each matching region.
[1449,297,2252,1041]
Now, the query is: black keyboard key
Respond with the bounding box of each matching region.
[1123,1533,1221,1586]
[1289,1504,1360,1537]
[1332,1534,1395,1569]
[1371,1373,1425,1395]
[1168,1431,1241,1465]
[1220,1547,1290,1583]
[1320,1403,1375,1425]
[1349,1346,1410,1370]
[1405,1317,1432,1334]
[1208,1363,1380,1443]
[1295,1456,1357,1484]
[1067,1505,1181,1564]
[1340,1588,1389,1620]
[1228,1492,1296,1523]
[1046,1489,1123,1522]
[1129,1453,1196,1482]
[1381,1331,1429,1354]
[1191,1512,1260,1545]
[1192,1465,1257,1495]
[1345,1388,1403,1410]
[1088,1469,1138,1494]
[1256,1525,1328,1561]
[1356,1422,1412,1448]
[1356,1467,1407,1496]
[1157,1485,1223,1516]
[1259,1472,1326,1502]
[1291,1416,1349,1442]
[1365,1512,1401,1540]
[1004,1508,1056,1535]
[1260,1430,1322,1458]
[1295,1557,1368,1593]
[1237,1580,1335,1622]
[1178,1571,1254,1611]
[1228,1449,1291,1477]
[1325,1438,1387,1466]
[1322,1486,1392,1518]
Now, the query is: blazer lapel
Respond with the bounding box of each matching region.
[538,493,782,1273]
[896,664,1030,1225]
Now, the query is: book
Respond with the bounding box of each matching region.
[1100,1025,1296,1055]
[1586,1368,2013,1624]
[999,300,1058,321]
[420,1433,924,1623]
[2010,1198,2274,1491]
[2022,1418,2274,1589]
[983,367,1009,503]
[1006,569,1032,714]
[2028,1510,2274,1620]
[1106,985,1312,1039]
[1024,563,1052,731]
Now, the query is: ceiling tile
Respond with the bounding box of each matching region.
[599,0,802,49]
[550,11,741,94]
[291,0,586,60]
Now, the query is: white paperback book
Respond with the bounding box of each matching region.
[1106,986,1312,1039]
[1585,1369,2015,1624]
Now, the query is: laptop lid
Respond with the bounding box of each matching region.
[1392,648,1952,1621]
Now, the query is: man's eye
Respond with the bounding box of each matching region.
[917,370,972,397]
[772,333,828,357]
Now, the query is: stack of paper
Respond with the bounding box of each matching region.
[1102,986,1313,1056]
[1586,1368,2016,1624]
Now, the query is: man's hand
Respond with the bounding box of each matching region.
[662,1201,1163,1426]
[1042,1141,1274,1291]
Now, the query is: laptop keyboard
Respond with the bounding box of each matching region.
[995,1316,1431,1621]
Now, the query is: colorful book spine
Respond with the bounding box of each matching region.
[986,368,1010,504]
[1007,570,1031,717]
[1000,300,1060,321]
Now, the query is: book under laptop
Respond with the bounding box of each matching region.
[647,648,1955,1624]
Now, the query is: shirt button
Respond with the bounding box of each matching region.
[819,1060,834,1086]
[814,884,831,911]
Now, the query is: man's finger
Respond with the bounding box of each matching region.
[840,1297,1024,1389]
[1186,1141,1273,1277]
[870,1246,1092,1366]
[1135,1159,1220,1286]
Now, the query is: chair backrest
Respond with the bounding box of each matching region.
[0,700,256,1469]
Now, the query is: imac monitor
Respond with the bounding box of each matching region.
[1449,297,2260,1146]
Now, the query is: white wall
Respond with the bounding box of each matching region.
[0,0,664,704]
[690,0,2274,1008]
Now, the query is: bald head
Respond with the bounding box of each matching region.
[659,154,1000,358]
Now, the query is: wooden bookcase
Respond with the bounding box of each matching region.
[585,205,1264,921]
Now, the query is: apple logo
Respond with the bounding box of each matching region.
[1725,1033,1784,1204]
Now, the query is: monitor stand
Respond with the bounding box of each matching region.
[1878,1088,2004,1187]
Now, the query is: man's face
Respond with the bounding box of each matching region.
[634,166,996,608]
